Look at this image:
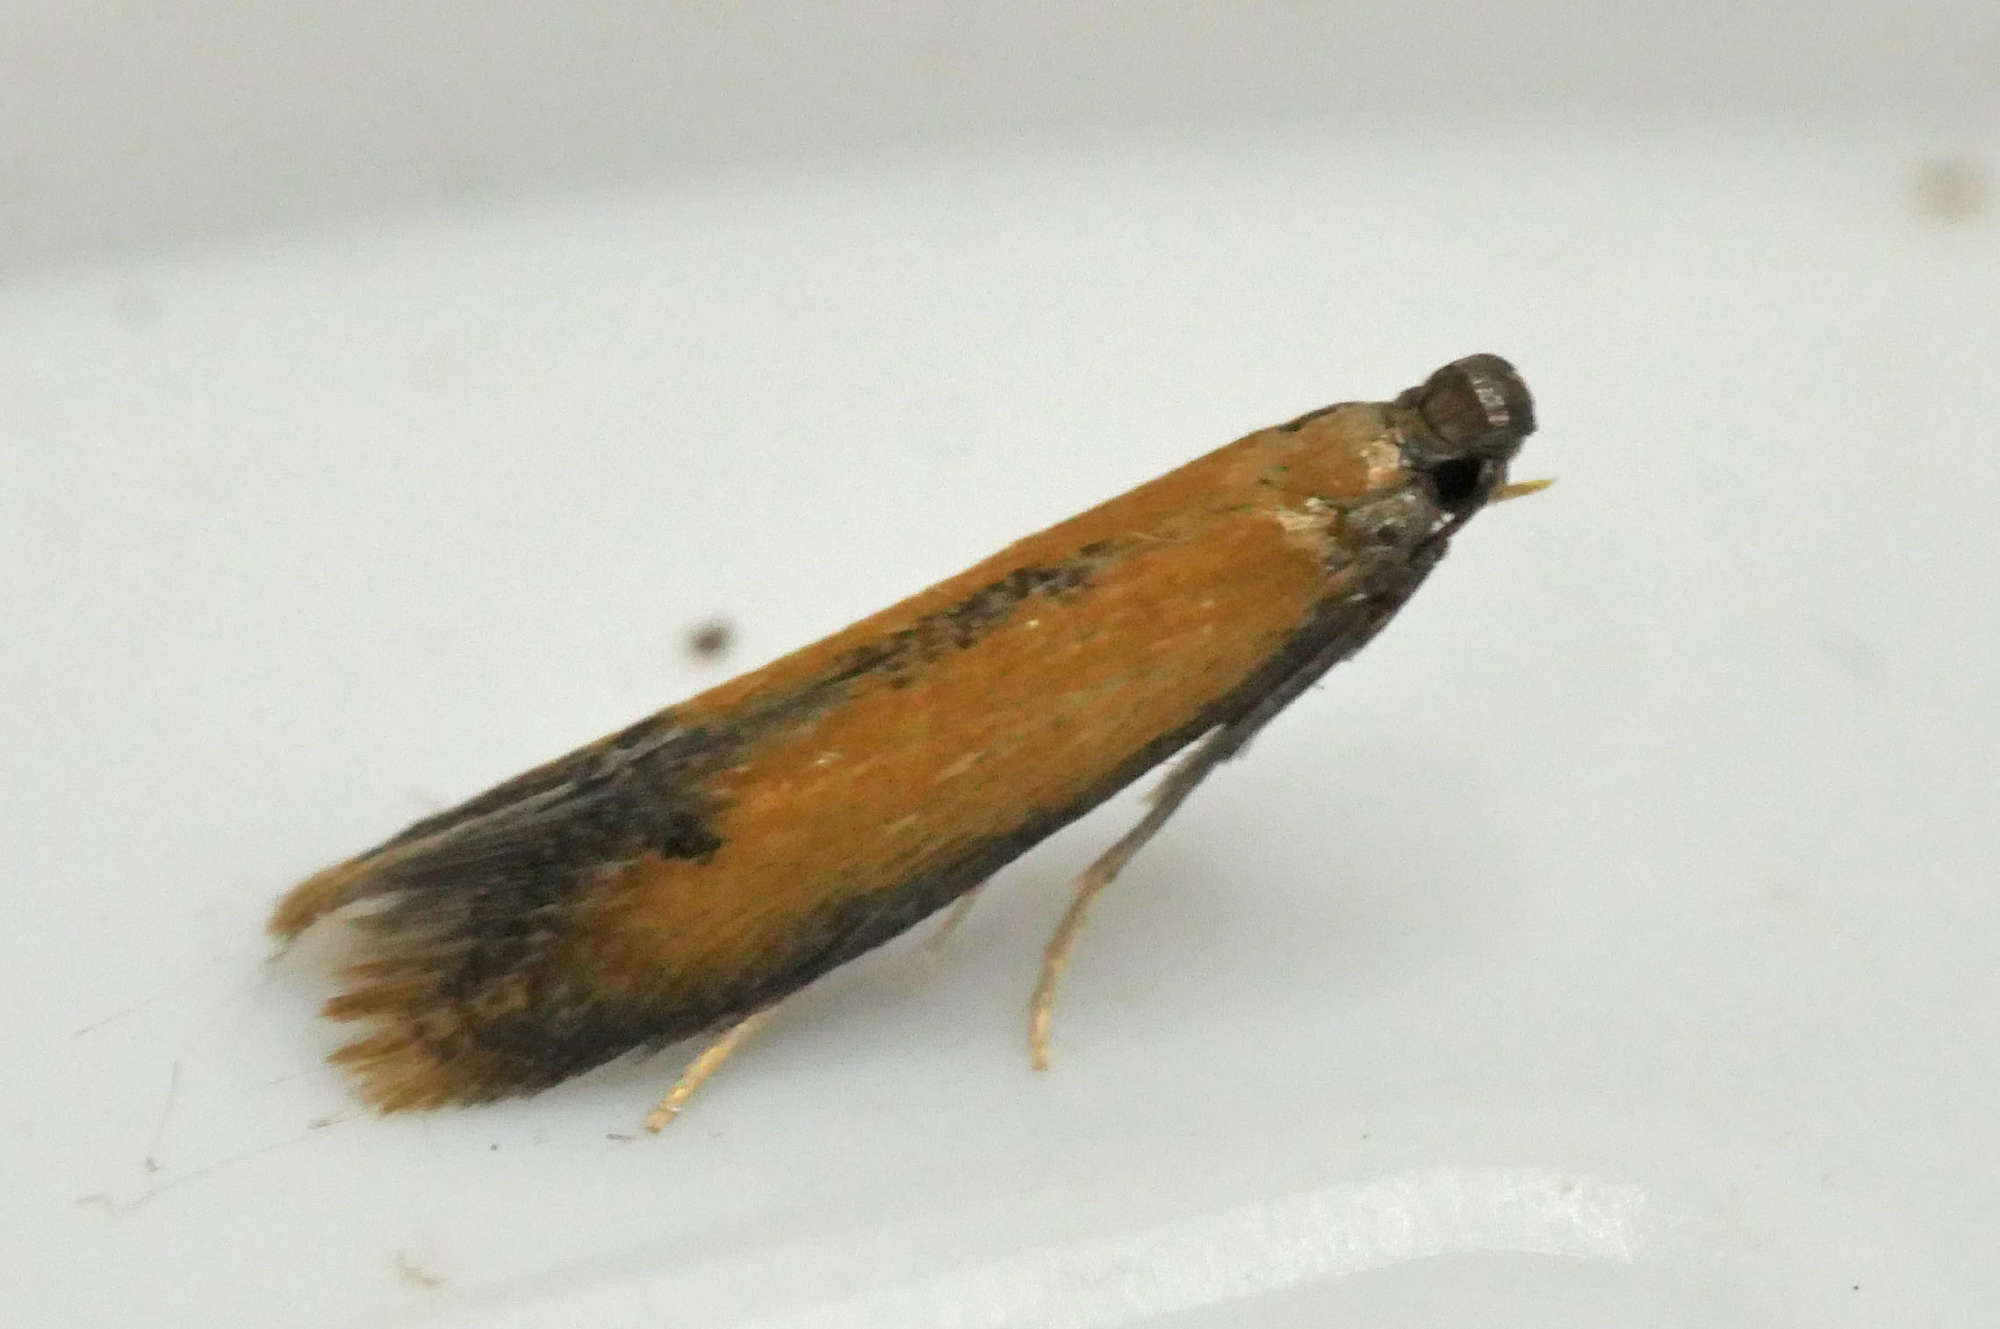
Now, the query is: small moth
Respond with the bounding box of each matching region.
[273,354,1540,1129]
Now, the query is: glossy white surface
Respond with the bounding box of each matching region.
[4,9,1996,1327]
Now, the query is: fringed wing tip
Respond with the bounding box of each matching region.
[271,860,514,1111]
[325,1022,498,1112]
[313,909,544,1111]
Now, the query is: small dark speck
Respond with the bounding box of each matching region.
[1851,1283,1861,1292]
[1912,158,1988,223]
[605,1132,637,1142]
[687,618,735,661]
[488,1142,500,1151]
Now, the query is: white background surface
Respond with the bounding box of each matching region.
[5,6,1996,1327]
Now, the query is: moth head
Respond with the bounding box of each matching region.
[1396,353,1536,521]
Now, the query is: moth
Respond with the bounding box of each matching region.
[272,354,1540,1128]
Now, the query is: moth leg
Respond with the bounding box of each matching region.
[642,1006,779,1132]
[1028,604,1385,1070]
[1028,723,1239,1070]
[926,886,985,952]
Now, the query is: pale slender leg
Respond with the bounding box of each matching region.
[643,1006,778,1132]
[1029,725,1240,1070]
[926,887,984,952]
[1026,597,1402,1071]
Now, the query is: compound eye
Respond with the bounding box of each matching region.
[1418,354,1535,455]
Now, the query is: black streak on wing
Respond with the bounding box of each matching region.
[366,713,706,857]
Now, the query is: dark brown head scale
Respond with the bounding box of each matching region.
[1414,353,1535,461]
